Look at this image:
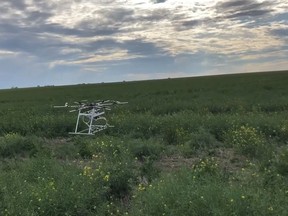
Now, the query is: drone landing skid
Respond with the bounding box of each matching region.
[69,108,113,135]
[69,126,107,136]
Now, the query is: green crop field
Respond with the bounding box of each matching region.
[0,71,288,215]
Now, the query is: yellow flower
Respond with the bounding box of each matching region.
[268,206,273,211]
[104,175,110,182]
[83,166,92,176]
[138,183,146,191]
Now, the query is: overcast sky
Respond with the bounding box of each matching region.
[0,0,287,89]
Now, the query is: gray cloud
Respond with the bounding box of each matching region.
[44,24,119,37]
[83,39,120,52]
[0,31,66,61]
[272,28,288,37]
[217,0,273,18]
[152,0,168,4]
[136,10,170,23]
[227,9,271,18]
[91,7,134,24]
[218,0,271,11]
[26,11,53,24]
[68,39,165,65]
[182,20,201,28]
[178,16,224,31]
[121,39,166,56]
[74,7,135,35]
[2,0,27,10]
[84,39,160,56]
[0,23,20,34]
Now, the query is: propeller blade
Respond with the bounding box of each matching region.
[116,101,128,105]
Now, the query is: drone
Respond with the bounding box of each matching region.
[54,100,127,135]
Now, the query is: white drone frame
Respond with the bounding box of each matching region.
[54,100,127,135]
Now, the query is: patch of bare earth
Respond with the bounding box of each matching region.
[156,148,247,173]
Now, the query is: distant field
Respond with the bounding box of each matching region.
[0,71,288,215]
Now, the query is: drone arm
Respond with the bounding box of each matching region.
[115,101,128,105]
[53,105,67,108]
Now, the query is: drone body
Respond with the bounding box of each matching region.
[54,100,127,135]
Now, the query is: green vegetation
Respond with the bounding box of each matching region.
[0,71,288,215]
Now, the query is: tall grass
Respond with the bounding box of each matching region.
[0,71,288,215]
[130,163,288,216]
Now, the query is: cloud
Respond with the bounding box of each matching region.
[151,0,168,4]
[217,0,271,13]
[217,0,273,19]
[2,0,27,11]
[272,28,288,37]
[0,50,19,57]
[0,0,287,88]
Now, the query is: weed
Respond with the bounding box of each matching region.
[225,125,267,158]
[129,139,164,161]
[181,128,221,157]
[274,147,288,176]
[0,133,44,158]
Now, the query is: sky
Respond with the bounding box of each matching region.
[0,0,287,89]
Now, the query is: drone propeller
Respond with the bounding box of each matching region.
[115,101,128,105]
[53,102,68,108]
[54,100,128,111]
[74,101,83,105]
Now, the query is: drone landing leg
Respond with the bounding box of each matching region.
[69,109,97,135]
[74,109,81,133]
[69,110,86,135]
[87,108,96,134]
